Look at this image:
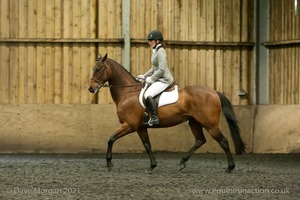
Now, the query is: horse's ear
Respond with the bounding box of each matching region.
[102,53,108,62]
[97,54,102,61]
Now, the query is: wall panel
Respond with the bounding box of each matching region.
[0,0,254,105]
[0,0,104,104]
[267,0,300,104]
[130,0,254,105]
[0,104,299,154]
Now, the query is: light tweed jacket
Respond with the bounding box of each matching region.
[144,45,174,84]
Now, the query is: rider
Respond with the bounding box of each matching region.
[137,30,174,126]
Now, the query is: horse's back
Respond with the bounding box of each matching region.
[177,85,222,125]
[180,85,221,104]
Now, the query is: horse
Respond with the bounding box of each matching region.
[88,53,246,173]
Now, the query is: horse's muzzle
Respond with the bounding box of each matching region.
[88,84,101,94]
[88,86,95,93]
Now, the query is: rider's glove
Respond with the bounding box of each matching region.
[136,74,145,81]
[145,76,153,84]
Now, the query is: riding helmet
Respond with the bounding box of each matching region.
[147,30,164,41]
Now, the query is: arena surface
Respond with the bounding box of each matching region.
[0,153,299,200]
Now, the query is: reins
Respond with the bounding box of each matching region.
[97,83,142,88]
[91,76,142,90]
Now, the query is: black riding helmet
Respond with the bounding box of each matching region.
[147,30,164,41]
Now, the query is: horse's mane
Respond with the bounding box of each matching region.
[107,58,140,83]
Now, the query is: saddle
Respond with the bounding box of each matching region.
[138,82,179,109]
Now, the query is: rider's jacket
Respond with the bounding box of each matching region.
[143,44,174,84]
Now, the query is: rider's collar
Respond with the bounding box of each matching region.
[152,44,162,53]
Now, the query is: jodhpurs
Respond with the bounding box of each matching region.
[144,81,170,99]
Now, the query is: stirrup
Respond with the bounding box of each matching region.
[148,116,159,126]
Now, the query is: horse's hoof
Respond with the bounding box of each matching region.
[107,162,113,172]
[147,168,153,174]
[147,165,156,174]
[178,163,186,171]
[225,164,235,173]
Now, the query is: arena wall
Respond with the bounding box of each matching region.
[0,104,299,154]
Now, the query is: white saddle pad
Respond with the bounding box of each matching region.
[139,85,179,108]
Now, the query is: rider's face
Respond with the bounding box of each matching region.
[148,40,156,48]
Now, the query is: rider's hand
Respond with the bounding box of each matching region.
[145,76,153,84]
[136,74,145,81]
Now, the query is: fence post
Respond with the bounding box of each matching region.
[255,0,269,104]
[122,0,130,72]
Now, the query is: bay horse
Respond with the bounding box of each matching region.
[88,54,246,173]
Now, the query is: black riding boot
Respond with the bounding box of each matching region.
[146,96,159,126]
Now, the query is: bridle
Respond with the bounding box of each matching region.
[91,59,111,91]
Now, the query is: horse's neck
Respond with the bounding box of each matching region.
[107,59,141,104]
[107,59,136,86]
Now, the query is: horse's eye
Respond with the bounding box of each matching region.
[93,67,99,73]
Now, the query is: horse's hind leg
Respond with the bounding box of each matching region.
[208,128,235,173]
[179,118,206,171]
[137,128,157,172]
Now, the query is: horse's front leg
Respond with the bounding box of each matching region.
[106,123,135,171]
[137,127,157,172]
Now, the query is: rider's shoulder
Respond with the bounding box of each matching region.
[156,46,166,54]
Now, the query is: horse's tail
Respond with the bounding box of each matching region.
[217,92,246,155]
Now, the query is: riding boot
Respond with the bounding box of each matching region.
[146,96,159,126]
